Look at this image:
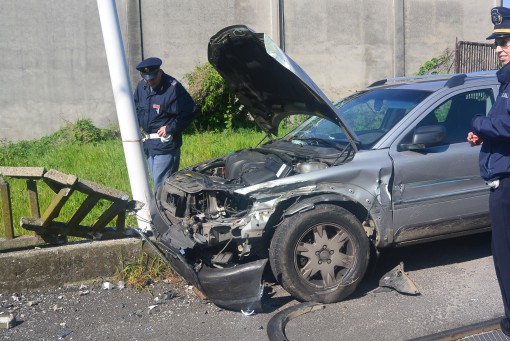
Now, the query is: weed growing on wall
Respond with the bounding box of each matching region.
[416,48,455,75]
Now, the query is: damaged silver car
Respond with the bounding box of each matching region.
[149,25,497,312]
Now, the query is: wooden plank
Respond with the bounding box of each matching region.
[0,177,14,240]
[21,217,128,240]
[92,200,127,231]
[76,178,129,201]
[0,167,45,179]
[0,178,13,238]
[43,169,76,194]
[116,209,126,231]
[21,218,93,239]
[43,169,78,187]
[67,194,100,231]
[93,228,129,240]
[26,179,41,218]
[41,187,73,227]
[19,217,42,229]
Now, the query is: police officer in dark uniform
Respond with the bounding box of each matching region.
[134,57,196,193]
[468,7,510,337]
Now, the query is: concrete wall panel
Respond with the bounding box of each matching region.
[0,1,114,142]
[136,1,275,83]
[0,0,498,142]
[403,0,492,76]
[285,0,397,99]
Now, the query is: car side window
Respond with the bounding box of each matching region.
[435,89,493,144]
[409,89,494,145]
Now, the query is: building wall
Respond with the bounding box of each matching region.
[0,0,500,142]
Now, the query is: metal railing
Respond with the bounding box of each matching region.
[0,167,136,251]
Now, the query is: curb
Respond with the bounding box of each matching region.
[0,238,150,293]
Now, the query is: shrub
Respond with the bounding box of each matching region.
[55,119,120,144]
[184,63,252,132]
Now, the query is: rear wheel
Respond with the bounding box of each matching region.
[269,204,370,303]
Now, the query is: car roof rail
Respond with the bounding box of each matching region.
[368,73,458,87]
[444,74,466,88]
[368,79,387,87]
[368,70,497,88]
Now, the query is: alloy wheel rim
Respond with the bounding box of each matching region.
[294,223,355,289]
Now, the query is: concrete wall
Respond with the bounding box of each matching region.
[0,0,501,142]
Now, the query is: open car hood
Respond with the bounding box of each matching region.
[208,25,359,148]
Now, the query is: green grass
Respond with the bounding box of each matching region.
[181,129,268,165]
[116,251,178,291]
[0,123,269,238]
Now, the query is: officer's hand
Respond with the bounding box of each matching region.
[467,132,483,146]
[157,126,167,137]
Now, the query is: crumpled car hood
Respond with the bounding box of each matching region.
[208,25,358,148]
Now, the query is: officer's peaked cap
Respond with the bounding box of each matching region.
[136,57,162,80]
[488,7,510,39]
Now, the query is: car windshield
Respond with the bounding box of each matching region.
[284,88,432,149]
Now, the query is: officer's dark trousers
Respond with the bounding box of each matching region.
[490,177,510,318]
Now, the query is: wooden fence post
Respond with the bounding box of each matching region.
[0,177,14,240]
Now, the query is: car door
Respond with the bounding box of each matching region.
[389,87,494,244]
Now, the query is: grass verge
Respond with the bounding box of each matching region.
[0,121,269,237]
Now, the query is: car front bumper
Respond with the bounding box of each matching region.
[151,204,267,312]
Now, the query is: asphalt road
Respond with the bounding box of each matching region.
[0,232,504,341]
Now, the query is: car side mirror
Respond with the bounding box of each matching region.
[399,125,446,151]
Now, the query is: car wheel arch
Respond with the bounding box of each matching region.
[276,193,378,240]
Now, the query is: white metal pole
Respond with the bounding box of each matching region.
[97,0,153,231]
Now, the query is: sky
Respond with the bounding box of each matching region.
[505,0,509,8]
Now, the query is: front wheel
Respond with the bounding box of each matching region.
[269,204,370,303]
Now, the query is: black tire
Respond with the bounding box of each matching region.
[269,204,370,303]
